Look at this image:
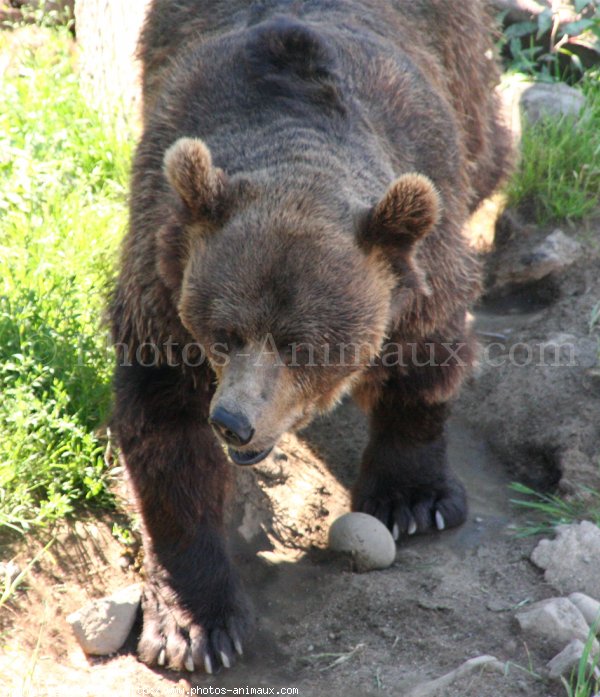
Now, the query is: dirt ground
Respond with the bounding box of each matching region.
[0,410,564,697]
[2,200,599,696]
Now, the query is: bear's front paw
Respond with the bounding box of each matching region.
[138,584,250,673]
[351,475,467,540]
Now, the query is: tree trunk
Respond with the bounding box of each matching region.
[74,0,150,123]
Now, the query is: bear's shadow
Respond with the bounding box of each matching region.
[298,397,368,490]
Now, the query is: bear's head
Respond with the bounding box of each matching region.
[159,137,440,465]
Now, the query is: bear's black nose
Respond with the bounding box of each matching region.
[209,407,255,447]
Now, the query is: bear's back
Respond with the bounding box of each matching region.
[138,0,507,209]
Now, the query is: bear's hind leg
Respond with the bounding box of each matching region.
[113,360,250,672]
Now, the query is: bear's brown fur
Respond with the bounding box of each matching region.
[109,0,512,674]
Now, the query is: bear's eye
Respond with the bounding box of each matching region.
[213,329,244,353]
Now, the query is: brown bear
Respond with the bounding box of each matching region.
[109,0,512,674]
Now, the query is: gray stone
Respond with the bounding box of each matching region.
[523,230,582,279]
[515,597,598,654]
[547,638,600,681]
[520,82,586,124]
[497,230,582,287]
[500,78,587,142]
[328,512,396,572]
[67,584,141,656]
[569,593,600,630]
[558,451,600,497]
[531,522,600,598]
[546,640,588,680]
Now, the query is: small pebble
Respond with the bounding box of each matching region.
[68,584,141,655]
[118,555,132,569]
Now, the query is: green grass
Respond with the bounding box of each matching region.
[0,26,132,533]
[562,622,600,697]
[510,482,600,537]
[506,72,600,223]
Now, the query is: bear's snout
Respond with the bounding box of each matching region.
[209,406,255,447]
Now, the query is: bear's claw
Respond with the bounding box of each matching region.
[184,651,194,672]
[408,515,418,535]
[204,652,213,674]
[354,475,466,539]
[139,585,248,673]
[435,509,446,531]
[157,648,166,666]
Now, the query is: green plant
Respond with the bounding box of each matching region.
[562,621,600,697]
[0,25,132,533]
[506,72,600,222]
[501,0,600,81]
[111,521,138,547]
[509,482,600,536]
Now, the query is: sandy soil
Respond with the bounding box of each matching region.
[1,397,591,697]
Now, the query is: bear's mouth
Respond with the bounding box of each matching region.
[227,446,273,466]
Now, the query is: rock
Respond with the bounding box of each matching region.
[494,230,582,288]
[501,78,586,137]
[547,639,600,680]
[328,512,396,572]
[405,655,505,697]
[520,230,582,281]
[515,597,598,654]
[67,584,141,656]
[0,560,21,586]
[558,449,600,495]
[569,593,600,629]
[531,522,600,598]
[520,82,586,124]
[546,639,585,679]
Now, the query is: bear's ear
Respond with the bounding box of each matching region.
[358,173,441,250]
[357,173,441,296]
[163,137,227,218]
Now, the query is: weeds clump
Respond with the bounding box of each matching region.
[510,482,600,536]
[562,621,600,697]
[499,0,600,223]
[505,73,600,223]
[0,26,132,532]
